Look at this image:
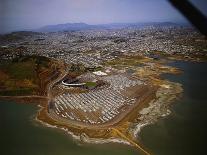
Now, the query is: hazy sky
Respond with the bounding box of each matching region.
[0,0,206,33]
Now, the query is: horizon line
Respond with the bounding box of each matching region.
[0,21,191,35]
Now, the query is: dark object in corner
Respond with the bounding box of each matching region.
[169,0,207,36]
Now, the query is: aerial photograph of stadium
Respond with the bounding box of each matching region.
[0,0,207,155]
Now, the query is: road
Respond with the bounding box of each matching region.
[111,128,151,155]
[44,73,153,155]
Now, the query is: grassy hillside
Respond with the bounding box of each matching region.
[0,55,61,96]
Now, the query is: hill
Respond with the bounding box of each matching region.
[36,22,182,32]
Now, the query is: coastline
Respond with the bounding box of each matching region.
[0,56,184,155]
[132,81,183,139]
[35,112,131,146]
[32,77,182,153]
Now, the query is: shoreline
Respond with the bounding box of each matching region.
[0,57,185,155]
[35,113,131,146]
[32,77,182,151]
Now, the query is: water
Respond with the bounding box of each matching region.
[1,61,207,155]
[140,61,207,155]
[0,101,138,155]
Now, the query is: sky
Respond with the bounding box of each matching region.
[0,0,206,34]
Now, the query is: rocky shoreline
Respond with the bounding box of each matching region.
[132,80,183,138]
[34,78,183,149]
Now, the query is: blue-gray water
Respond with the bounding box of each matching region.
[0,61,207,155]
[0,102,138,155]
[140,61,207,155]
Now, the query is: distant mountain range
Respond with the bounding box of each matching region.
[36,22,185,32]
[36,23,100,32]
